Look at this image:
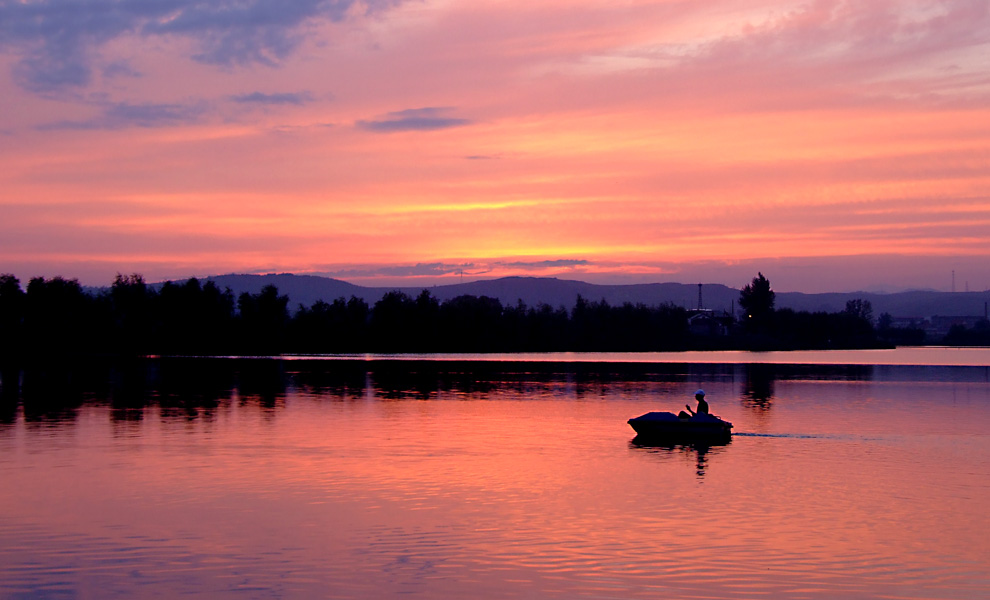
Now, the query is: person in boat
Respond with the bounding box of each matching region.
[680,389,710,418]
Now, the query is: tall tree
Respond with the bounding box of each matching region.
[0,274,25,356]
[110,273,155,353]
[24,276,92,355]
[371,291,416,351]
[844,299,873,322]
[739,272,775,331]
[237,285,289,354]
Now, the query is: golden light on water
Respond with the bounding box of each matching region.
[2,356,988,598]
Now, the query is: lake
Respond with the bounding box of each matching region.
[1,349,988,599]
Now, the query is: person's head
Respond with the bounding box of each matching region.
[695,389,705,400]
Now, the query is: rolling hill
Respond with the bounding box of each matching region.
[199,274,990,320]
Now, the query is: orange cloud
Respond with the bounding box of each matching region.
[1,1,989,291]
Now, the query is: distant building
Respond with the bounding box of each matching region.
[929,315,988,337]
[688,309,733,336]
[886,315,988,338]
[888,317,929,329]
[688,284,733,336]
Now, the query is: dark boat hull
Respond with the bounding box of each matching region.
[627,411,732,441]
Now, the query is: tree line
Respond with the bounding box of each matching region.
[736,273,885,349]
[3,271,979,360]
[0,273,691,357]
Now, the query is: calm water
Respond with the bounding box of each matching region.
[1,350,989,599]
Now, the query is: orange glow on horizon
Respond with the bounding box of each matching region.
[1,1,989,291]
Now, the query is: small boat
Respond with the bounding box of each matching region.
[627,411,733,441]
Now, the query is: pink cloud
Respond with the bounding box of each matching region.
[1,1,989,291]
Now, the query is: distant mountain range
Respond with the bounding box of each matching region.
[195,274,990,319]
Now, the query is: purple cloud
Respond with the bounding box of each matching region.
[498,259,589,269]
[357,107,472,132]
[321,263,479,278]
[231,91,314,105]
[0,0,403,93]
[37,101,207,130]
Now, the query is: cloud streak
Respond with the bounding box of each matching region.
[2,1,990,292]
[36,101,207,130]
[320,263,478,279]
[0,0,402,93]
[357,107,472,132]
[499,259,589,269]
[319,259,592,281]
[230,91,314,105]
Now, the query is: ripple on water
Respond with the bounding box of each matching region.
[2,362,989,599]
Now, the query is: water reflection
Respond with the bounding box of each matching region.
[19,364,89,427]
[742,363,775,410]
[0,367,18,425]
[291,364,373,400]
[237,359,287,410]
[2,354,990,599]
[630,436,732,479]
[2,357,988,430]
[737,363,879,415]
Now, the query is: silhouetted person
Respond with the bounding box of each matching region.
[684,389,709,417]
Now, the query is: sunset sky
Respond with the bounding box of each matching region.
[2,0,989,293]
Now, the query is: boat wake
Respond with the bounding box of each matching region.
[733,432,882,441]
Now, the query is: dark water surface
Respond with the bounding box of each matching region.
[1,352,989,599]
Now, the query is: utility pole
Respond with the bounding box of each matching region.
[952,270,955,293]
[697,283,703,310]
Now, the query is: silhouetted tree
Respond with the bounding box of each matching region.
[287,295,370,353]
[439,295,505,351]
[237,285,289,354]
[502,299,532,349]
[834,299,877,346]
[571,295,621,350]
[200,281,236,332]
[764,303,883,349]
[876,312,926,346]
[412,290,441,351]
[157,278,236,354]
[24,276,94,356]
[944,320,990,346]
[526,303,570,351]
[3,271,918,356]
[339,296,371,351]
[371,291,418,351]
[110,273,155,353]
[739,272,775,333]
[290,299,334,354]
[0,274,25,358]
[644,302,690,350]
[844,299,873,323]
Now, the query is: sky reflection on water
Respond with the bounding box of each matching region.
[1,355,989,599]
